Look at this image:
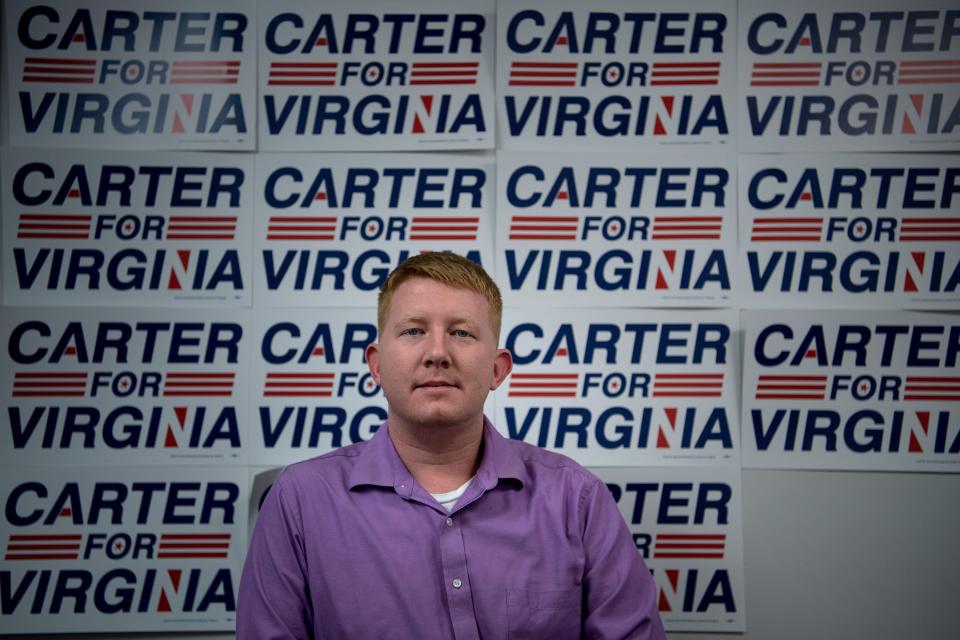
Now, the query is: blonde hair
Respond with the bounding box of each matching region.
[378,251,503,340]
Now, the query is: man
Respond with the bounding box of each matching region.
[238,251,666,639]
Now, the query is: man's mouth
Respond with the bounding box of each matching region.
[417,381,456,389]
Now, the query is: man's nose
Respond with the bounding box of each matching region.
[424,332,451,367]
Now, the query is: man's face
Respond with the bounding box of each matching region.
[366,277,512,432]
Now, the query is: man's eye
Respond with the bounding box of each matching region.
[453,329,471,338]
[402,328,422,336]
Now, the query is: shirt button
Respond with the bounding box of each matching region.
[452,578,462,589]
[445,517,453,527]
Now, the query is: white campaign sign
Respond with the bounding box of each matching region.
[259,0,495,151]
[496,308,740,467]
[742,309,960,472]
[250,307,385,466]
[498,0,737,149]
[7,0,256,150]
[739,0,960,151]
[0,465,246,632]
[591,466,746,632]
[2,148,254,307]
[0,307,251,467]
[738,153,960,309]
[497,150,737,307]
[255,152,494,307]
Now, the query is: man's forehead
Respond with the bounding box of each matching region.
[385,277,493,324]
[390,276,483,301]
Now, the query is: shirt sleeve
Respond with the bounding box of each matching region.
[236,473,314,640]
[580,478,667,640]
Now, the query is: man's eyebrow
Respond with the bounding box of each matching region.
[392,315,479,327]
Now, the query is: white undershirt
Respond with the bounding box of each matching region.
[429,477,474,512]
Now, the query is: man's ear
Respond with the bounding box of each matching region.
[365,343,381,385]
[490,348,513,390]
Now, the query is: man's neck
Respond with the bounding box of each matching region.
[387,417,484,494]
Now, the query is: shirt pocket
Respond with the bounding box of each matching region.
[506,587,582,640]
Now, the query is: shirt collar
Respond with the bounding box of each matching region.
[347,422,414,497]
[348,416,527,495]
[476,415,527,490]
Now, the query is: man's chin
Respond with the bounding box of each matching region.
[403,406,474,430]
[416,412,465,428]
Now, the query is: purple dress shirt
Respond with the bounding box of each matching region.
[237,417,666,639]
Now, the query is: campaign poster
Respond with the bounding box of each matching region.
[498,0,737,149]
[256,152,494,307]
[2,148,254,307]
[497,151,736,307]
[739,0,960,151]
[7,0,256,149]
[259,0,495,151]
[496,309,740,467]
[0,307,250,466]
[738,153,960,308]
[592,466,746,632]
[250,307,385,467]
[742,309,960,472]
[0,465,246,632]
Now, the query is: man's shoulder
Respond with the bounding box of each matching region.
[501,435,602,489]
[275,439,370,491]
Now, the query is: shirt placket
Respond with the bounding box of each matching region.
[438,512,481,640]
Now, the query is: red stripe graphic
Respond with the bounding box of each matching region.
[651,61,720,86]
[17,213,92,239]
[162,372,235,397]
[22,76,94,84]
[13,371,88,397]
[167,215,237,240]
[265,372,336,397]
[899,217,960,241]
[268,62,337,86]
[509,61,578,87]
[903,376,960,401]
[750,62,822,86]
[898,59,960,85]
[509,215,578,240]
[169,60,240,84]
[22,57,96,84]
[172,61,241,67]
[6,534,82,560]
[651,216,723,240]
[268,216,337,241]
[410,61,479,85]
[652,373,724,398]
[23,57,97,66]
[409,216,479,241]
[751,217,823,242]
[654,533,726,559]
[24,66,93,74]
[158,533,230,559]
[508,372,579,398]
[755,374,827,400]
